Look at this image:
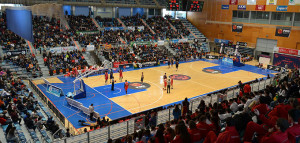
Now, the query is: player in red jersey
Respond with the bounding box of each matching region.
[105,71,108,85]
[171,76,174,89]
[124,80,129,94]
[119,69,123,82]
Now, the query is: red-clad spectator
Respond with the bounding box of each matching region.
[244,84,251,94]
[196,115,212,139]
[188,121,202,143]
[268,102,292,120]
[260,118,289,143]
[171,124,192,143]
[286,109,300,143]
[244,109,278,142]
[215,117,240,143]
[0,115,7,125]
[251,96,269,115]
[165,127,175,143]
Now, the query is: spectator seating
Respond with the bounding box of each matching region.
[33,16,75,48]
[146,16,181,40]
[140,0,156,5]
[95,16,122,27]
[67,15,98,31]
[106,0,136,4]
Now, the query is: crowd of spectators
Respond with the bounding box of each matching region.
[2,53,41,78]
[103,46,136,63]
[67,15,98,31]
[167,19,190,37]
[119,15,157,42]
[132,44,169,63]
[75,30,123,47]
[0,66,62,142]
[121,14,146,27]
[170,42,202,61]
[146,16,181,40]
[42,50,89,75]
[33,16,75,48]
[95,16,122,27]
[0,13,27,51]
[124,28,156,42]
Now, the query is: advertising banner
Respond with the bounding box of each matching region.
[195,38,207,42]
[267,65,282,71]
[137,26,144,30]
[104,27,124,31]
[232,23,243,32]
[178,38,188,43]
[61,46,76,53]
[276,6,288,11]
[50,47,62,53]
[214,39,230,44]
[86,45,95,51]
[171,39,179,43]
[128,26,135,31]
[6,50,26,57]
[222,5,229,9]
[230,0,238,5]
[273,53,300,69]
[158,40,165,46]
[50,46,76,54]
[236,41,247,47]
[142,62,157,67]
[256,5,266,10]
[288,0,300,5]
[266,0,277,5]
[238,5,246,10]
[274,47,300,56]
[275,27,291,37]
[247,0,256,5]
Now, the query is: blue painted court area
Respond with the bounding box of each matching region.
[93,82,146,99]
[202,59,278,76]
[35,59,278,129]
[37,79,137,129]
[203,65,240,74]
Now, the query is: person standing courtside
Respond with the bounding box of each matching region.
[176,61,179,71]
[111,76,115,91]
[110,69,113,83]
[141,72,144,85]
[167,79,171,94]
[89,104,94,121]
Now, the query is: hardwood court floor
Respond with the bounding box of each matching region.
[82,60,267,114]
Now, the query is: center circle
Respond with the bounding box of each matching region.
[128,82,151,90]
[169,74,191,80]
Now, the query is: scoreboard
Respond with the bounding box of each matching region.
[168,0,182,11]
[188,1,204,12]
[167,0,204,12]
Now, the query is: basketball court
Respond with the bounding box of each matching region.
[32,59,278,130]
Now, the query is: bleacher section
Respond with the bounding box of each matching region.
[94,17,122,27]
[139,0,156,5]
[155,0,167,5]
[106,0,137,4]
[181,19,206,40]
